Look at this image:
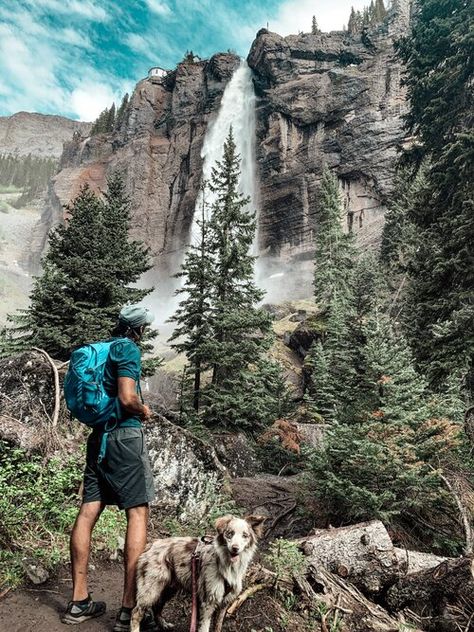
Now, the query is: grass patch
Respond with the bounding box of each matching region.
[0,185,22,194]
[0,440,126,589]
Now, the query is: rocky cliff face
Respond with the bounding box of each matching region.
[0,112,90,158]
[32,54,240,275]
[248,4,410,283]
[33,6,410,291]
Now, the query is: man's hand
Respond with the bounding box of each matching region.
[140,404,152,421]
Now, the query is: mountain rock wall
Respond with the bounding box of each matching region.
[0,112,90,158]
[31,54,240,276]
[32,6,410,290]
[248,5,410,276]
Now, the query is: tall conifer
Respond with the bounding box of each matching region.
[8,174,153,359]
[395,0,474,392]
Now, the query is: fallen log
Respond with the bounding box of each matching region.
[394,547,450,575]
[386,556,474,631]
[299,520,399,595]
[303,564,422,632]
[238,563,421,632]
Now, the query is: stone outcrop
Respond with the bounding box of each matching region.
[0,350,66,451]
[30,6,411,288]
[31,54,240,273]
[248,4,410,286]
[145,414,228,521]
[0,112,90,158]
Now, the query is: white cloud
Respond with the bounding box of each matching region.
[25,0,109,22]
[60,28,93,49]
[0,23,68,114]
[70,83,117,121]
[145,0,172,17]
[269,0,368,35]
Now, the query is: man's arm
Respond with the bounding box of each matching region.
[117,377,151,421]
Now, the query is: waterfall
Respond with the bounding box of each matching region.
[189,60,257,246]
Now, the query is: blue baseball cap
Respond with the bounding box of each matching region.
[119,304,155,328]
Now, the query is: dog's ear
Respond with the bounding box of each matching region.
[245,515,266,538]
[215,515,234,534]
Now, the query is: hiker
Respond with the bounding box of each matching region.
[62,305,157,631]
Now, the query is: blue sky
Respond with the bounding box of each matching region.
[0,0,368,121]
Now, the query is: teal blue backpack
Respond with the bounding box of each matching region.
[64,339,125,427]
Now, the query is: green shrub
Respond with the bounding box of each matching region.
[264,538,306,583]
[0,440,125,588]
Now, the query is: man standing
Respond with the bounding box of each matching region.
[62,305,157,631]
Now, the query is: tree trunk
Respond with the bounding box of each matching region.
[193,360,201,412]
[386,556,474,632]
[393,547,451,575]
[303,565,422,632]
[299,520,399,595]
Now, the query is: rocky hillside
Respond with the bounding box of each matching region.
[249,2,410,274]
[30,54,240,274]
[0,112,90,159]
[31,4,410,280]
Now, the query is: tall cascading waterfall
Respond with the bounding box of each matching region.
[189,60,258,248]
[149,61,259,335]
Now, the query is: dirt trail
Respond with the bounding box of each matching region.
[0,561,291,632]
[0,562,190,632]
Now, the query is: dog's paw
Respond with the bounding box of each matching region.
[157,617,175,631]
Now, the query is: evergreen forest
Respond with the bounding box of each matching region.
[0,0,473,629]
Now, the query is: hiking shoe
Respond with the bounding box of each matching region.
[113,607,158,632]
[62,594,106,624]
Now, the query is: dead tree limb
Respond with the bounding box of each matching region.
[386,556,474,631]
[227,583,270,616]
[32,347,60,427]
[299,520,399,595]
[433,467,473,555]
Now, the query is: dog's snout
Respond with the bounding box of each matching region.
[231,545,239,554]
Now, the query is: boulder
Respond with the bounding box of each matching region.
[248,7,411,294]
[0,350,66,451]
[21,557,49,585]
[213,432,261,477]
[145,414,228,522]
[295,422,329,449]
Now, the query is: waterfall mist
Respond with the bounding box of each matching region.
[189,60,258,247]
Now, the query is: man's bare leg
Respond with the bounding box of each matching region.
[70,500,105,601]
[122,504,149,608]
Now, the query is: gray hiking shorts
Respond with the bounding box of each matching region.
[83,426,155,510]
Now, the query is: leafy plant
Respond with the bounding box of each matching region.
[264,538,306,584]
[0,440,126,588]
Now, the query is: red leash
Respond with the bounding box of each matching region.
[189,537,214,632]
[190,549,199,632]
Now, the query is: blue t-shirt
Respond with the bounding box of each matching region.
[103,337,142,424]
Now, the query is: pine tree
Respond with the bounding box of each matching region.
[311,15,319,34]
[206,128,271,386]
[8,174,153,360]
[115,93,129,129]
[374,0,387,23]
[313,167,354,310]
[380,165,425,272]
[348,7,357,33]
[395,0,474,392]
[169,128,282,431]
[106,103,116,131]
[305,168,357,422]
[362,7,370,27]
[201,128,275,428]
[168,185,214,412]
[368,0,376,24]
